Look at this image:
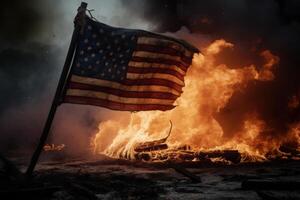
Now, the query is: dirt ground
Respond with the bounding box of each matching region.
[1,153,297,200]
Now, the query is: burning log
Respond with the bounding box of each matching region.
[175,145,191,151]
[265,145,300,161]
[134,152,151,161]
[134,121,172,153]
[175,151,195,161]
[164,150,195,161]
[196,150,241,164]
[134,143,168,152]
[279,145,300,157]
[131,121,244,163]
[134,146,242,163]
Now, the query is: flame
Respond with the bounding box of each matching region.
[92,39,298,162]
[258,50,279,81]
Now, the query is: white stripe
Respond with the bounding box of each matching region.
[66,89,175,105]
[71,75,181,96]
[133,51,189,67]
[128,61,186,75]
[137,37,194,57]
[127,72,184,86]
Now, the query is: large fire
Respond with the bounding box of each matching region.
[92,39,299,163]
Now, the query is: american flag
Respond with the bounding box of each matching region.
[63,17,199,111]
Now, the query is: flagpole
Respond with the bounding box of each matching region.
[26,2,88,176]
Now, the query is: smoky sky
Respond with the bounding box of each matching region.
[0,0,60,152]
[0,0,43,43]
[0,0,150,155]
[0,0,299,154]
[0,0,64,110]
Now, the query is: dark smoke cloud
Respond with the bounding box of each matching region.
[0,0,64,114]
[0,0,43,43]
[120,0,182,32]
[0,0,64,153]
[0,44,58,110]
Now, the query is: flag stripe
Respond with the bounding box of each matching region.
[127,66,184,81]
[137,37,194,57]
[64,96,175,111]
[126,72,184,86]
[135,44,192,61]
[68,82,178,100]
[123,78,183,92]
[136,44,192,63]
[128,61,186,75]
[66,89,175,105]
[71,75,182,95]
[131,56,189,70]
[133,51,191,67]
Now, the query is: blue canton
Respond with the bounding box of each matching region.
[72,18,137,82]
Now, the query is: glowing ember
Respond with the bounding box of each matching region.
[92,39,299,163]
[44,144,66,151]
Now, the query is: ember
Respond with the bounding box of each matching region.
[43,144,66,151]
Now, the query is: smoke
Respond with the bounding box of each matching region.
[0,0,154,156]
[0,0,61,153]
[0,0,43,44]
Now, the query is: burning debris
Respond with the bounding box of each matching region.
[131,121,242,163]
[134,121,172,153]
[125,121,299,164]
[43,144,66,152]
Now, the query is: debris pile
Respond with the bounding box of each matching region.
[131,122,300,164]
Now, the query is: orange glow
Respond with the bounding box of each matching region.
[44,144,66,151]
[92,39,298,162]
[258,50,279,81]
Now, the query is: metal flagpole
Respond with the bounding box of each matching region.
[26,2,88,176]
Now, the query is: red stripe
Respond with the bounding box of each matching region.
[131,56,190,71]
[136,44,192,63]
[127,66,184,81]
[64,96,175,111]
[123,78,183,92]
[68,82,178,100]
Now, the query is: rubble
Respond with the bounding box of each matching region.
[1,153,300,199]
